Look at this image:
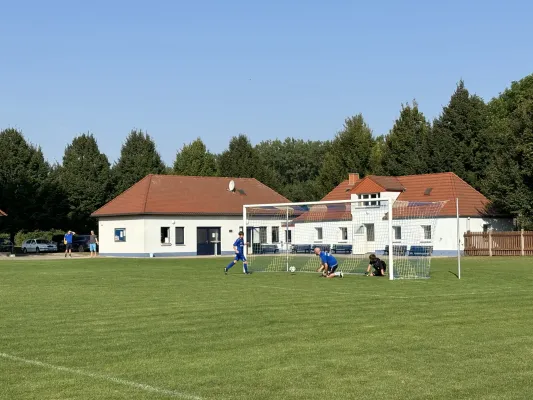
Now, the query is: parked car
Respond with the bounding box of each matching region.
[52,234,91,253]
[21,239,58,253]
[0,238,13,253]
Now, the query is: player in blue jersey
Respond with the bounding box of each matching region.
[314,247,343,278]
[224,231,250,274]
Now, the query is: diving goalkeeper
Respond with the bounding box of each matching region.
[366,254,386,276]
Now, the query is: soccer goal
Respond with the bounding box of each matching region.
[243,198,447,280]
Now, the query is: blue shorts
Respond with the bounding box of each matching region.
[327,264,338,273]
[234,253,247,262]
[89,243,97,252]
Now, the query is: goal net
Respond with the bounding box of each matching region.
[243,198,447,279]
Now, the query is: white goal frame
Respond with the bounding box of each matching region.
[243,198,397,280]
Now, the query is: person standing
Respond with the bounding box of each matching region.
[89,230,99,258]
[64,230,75,258]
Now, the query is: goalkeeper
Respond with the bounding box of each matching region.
[366,254,386,276]
[314,247,343,278]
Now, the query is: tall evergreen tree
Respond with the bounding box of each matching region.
[317,114,374,194]
[173,138,217,176]
[111,130,166,195]
[482,74,533,228]
[0,129,61,239]
[428,81,490,189]
[381,102,431,176]
[59,134,111,232]
[217,134,275,186]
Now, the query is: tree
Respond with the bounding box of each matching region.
[255,138,330,201]
[0,129,63,239]
[217,134,275,186]
[381,101,431,176]
[369,135,386,175]
[482,74,533,228]
[173,138,217,176]
[111,130,166,196]
[317,114,374,194]
[428,81,491,189]
[59,133,111,232]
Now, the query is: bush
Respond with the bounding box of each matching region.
[0,232,9,240]
[14,229,65,247]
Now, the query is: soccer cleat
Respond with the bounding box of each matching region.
[224,267,228,275]
[340,271,344,278]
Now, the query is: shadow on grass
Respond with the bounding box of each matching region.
[448,270,459,278]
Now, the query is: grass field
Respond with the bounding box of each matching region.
[1,256,532,400]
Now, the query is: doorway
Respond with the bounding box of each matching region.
[197,227,221,255]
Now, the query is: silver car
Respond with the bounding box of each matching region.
[22,239,58,254]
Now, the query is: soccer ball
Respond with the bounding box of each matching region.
[289,266,296,273]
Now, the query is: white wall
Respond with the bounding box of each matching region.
[98,215,245,256]
[98,217,146,255]
[142,215,242,254]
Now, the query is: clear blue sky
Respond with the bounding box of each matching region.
[1,0,532,166]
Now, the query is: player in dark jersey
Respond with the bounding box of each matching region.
[224,231,250,274]
[366,254,386,276]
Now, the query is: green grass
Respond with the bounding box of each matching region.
[1,256,532,400]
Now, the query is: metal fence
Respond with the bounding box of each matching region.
[464,230,533,256]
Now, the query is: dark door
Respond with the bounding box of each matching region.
[197,227,221,256]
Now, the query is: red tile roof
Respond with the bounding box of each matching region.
[91,175,290,217]
[321,172,497,217]
[0,209,6,217]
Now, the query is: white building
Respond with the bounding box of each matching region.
[290,172,513,256]
[91,175,290,257]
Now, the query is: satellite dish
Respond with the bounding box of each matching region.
[228,180,235,192]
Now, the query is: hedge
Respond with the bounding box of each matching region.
[13,230,66,247]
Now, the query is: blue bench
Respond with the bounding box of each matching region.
[383,245,408,256]
[332,244,352,254]
[291,244,312,253]
[260,244,279,254]
[409,246,433,256]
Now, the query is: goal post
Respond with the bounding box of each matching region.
[243,198,447,280]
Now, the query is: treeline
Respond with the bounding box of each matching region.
[1,74,532,238]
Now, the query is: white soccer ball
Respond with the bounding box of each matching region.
[289,266,296,273]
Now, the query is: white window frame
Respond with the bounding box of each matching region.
[271,226,279,243]
[161,227,170,245]
[285,229,292,243]
[358,193,381,206]
[340,227,348,241]
[422,225,432,240]
[175,227,185,245]
[393,226,402,240]
[316,227,323,241]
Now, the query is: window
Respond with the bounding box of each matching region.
[285,229,292,243]
[161,227,170,244]
[423,225,432,240]
[114,228,126,242]
[358,193,381,206]
[393,226,402,240]
[316,227,323,240]
[259,227,267,244]
[365,224,375,242]
[272,226,279,243]
[175,227,184,245]
[340,227,348,241]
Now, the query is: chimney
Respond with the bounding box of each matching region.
[348,173,359,185]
